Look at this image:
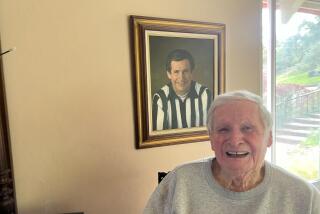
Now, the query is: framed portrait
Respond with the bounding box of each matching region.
[130,15,225,148]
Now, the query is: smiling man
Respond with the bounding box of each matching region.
[144,90,320,214]
[152,49,212,131]
[209,96,272,192]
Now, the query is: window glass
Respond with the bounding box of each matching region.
[263,0,320,181]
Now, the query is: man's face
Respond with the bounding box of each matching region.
[209,100,272,177]
[167,59,193,96]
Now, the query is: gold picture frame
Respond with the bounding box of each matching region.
[130,15,225,148]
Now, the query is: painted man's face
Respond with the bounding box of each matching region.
[167,59,193,96]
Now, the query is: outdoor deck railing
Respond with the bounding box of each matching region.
[276,89,320,128]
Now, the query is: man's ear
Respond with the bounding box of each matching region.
[210,136,216,152]
[267,131,273,147]
[166,71,172,80]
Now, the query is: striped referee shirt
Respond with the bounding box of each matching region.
[152,81,212,131]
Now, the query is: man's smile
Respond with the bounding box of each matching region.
[225,151,250,158]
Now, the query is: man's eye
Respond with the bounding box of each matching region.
[242,126,253,132]
[182,70,190,74]
[217,128,229,133]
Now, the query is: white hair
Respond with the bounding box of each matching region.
[206,90,273,135]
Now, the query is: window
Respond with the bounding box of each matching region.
[263,0,320,181]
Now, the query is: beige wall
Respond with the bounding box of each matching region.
[0,0,261,213]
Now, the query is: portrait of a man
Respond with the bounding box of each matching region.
[131,15,225,147]
[152,49,212,131]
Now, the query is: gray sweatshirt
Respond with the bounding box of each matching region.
[144,158,320,214]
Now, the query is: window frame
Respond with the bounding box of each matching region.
[263,0,320,183]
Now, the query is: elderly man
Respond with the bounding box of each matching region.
[144,90,320,213]
[152,49,212,131]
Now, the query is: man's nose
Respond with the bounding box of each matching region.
[229,129,244,145]
[177,72,184,79]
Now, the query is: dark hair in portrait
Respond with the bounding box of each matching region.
[166,49,195,72]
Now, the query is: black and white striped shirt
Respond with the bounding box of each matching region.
[152,81,212,131]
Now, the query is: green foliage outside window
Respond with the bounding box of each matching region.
[276,17,320,78]
[302,128,320,147]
